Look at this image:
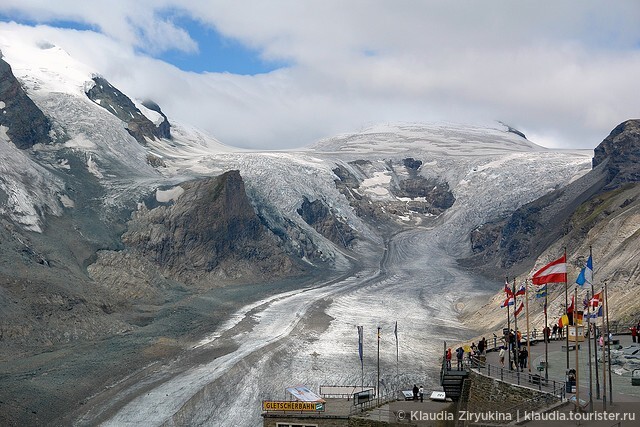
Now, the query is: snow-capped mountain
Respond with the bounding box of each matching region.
[1,27,638,427]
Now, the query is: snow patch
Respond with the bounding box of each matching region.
[0,101,5,109]
[156,186,184,203]
[87,154,103,178]
[65,133,97,149]
[59,194,75,208]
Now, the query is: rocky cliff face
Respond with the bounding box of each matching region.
[86,76,170,144]
[297,196,356,248]
[463,119,640,278]
[593,119,640,189]
[0,55,51,149]
[93,170,301,290]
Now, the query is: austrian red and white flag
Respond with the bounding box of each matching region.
[531,254,567,285]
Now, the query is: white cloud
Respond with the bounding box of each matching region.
[0,1,639,149]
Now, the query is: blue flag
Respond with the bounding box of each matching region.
[576,255,593,287]
[357,326,363,365]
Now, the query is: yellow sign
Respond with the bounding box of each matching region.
[262,401,325,412]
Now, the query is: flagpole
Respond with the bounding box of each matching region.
[587,289,594,412]
[573,286,580,413]
[377,326,381,404]
[358,326,364,392]
[590,247,600,401]
[563,248,569,370]
[544,289,549,381]
[513,277,519,371]
[525,279,531,373]
[601,286,607,411]
[506,277,512,370]
[605,281,612,404]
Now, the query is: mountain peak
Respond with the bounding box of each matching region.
[592,119,640,188]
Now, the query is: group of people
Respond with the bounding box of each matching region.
[497,329,530,371]
[445,337,489,371]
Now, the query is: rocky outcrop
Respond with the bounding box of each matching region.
[86,77,170,144]
[593,119,640,189]
[142,100,172,139]
[119,170,300,287]
[297,196,356,248]
[392,176,455,214]
[0,55,52,149]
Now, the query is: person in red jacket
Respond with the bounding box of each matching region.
[631,326,637,343]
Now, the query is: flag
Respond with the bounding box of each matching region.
[531,254,567,285]
[515,284,526,297]
[582,294,589,310]
[590,291,602,308]
[587,306,603,322]
[558,314,569,328]
[504,282,514,298]
[357,326,363,364]
[515,301,524,317]
[567,294,575,314]
[535,285,547,299]
[501,297,514,308]
[575,255,593,287]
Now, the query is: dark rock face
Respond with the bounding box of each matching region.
[0,56,52,149]
[592,119,640,188]
[297,196,356,248]
[403,157,423,170]
[393,177,455,213]
[86,77,170,144]
[121,170,298,286]
[141,100,172,139]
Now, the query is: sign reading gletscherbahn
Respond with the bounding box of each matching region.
[262,401,325,412]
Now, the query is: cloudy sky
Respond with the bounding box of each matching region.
[1,1,639,149]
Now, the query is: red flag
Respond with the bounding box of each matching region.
[500,297,514,308]
[515,301,524,317]
[504,282,514,298]
[567,295,575,314]
[531,255,567,285]
[514,284,526,297]
[590,292,602,308]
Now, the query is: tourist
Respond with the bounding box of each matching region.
[478,337,486,355]
[631,325,637,343]
[456,346,464,370]
[419,385,424,402]
[446,348,452,370]
[499,347,505,367]
[519,348,528,369]
[412,384,419,401]
[552,324,558,340]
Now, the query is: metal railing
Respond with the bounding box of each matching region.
[348,390,398,415]
[470,356,566,399]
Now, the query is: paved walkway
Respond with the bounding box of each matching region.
[482,334,640,402]
[477,334,640,426]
